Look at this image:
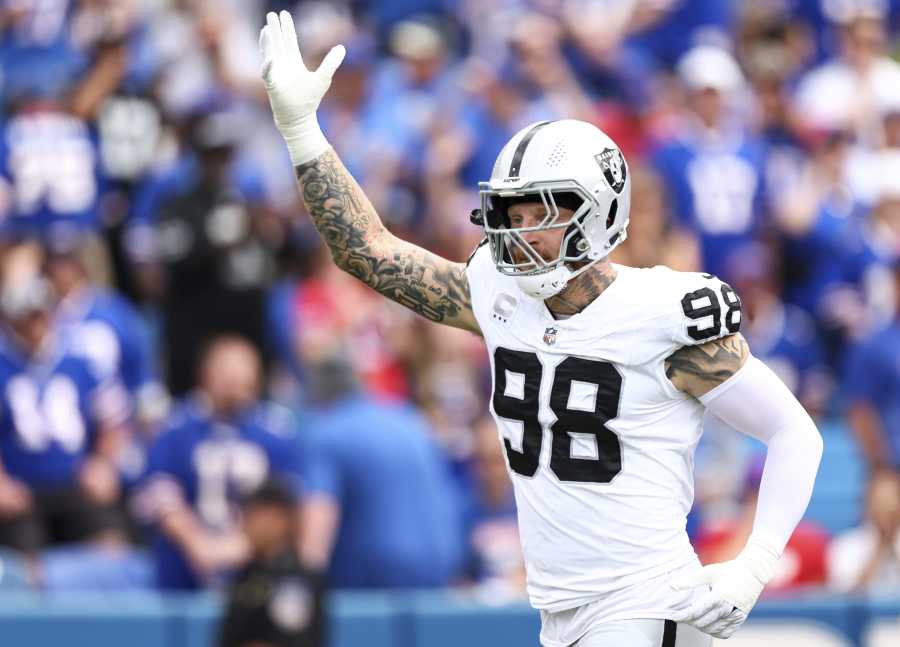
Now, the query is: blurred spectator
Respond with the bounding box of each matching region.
[288,257,415,403]
[43,231,166,433]
[461,417,524,597]
[695,455,829,593]
[845,256,900,470]
[652,45,769,282]
[775,128,870,358]
[408,319,487,467]
[727,243,832,416]
[0,96,102,237]
[828,469,900,592]
[135,336,303,590]
[608,165,700,271]
[0,274,131,554]
[794,9,900,142]
[300,349,464,589]
[845,152,900,330]
[219,477,324,647]
[137,109,277,395]
[623,0,737,68]
[356,16,458,232]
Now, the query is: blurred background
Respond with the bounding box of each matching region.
[0,0,899,646]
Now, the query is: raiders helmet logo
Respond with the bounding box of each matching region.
[595,148,627,194]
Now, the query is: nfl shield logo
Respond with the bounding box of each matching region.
[543,326,558,346]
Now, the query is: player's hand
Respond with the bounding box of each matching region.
[79,455,121,505]
[670,539,779,639]
[0,475,32,518]
[258,10,345,163]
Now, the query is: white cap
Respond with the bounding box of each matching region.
[877,82,900,116]
[677,46,744,94]
[874,150,900,202]
[390,20,445,61]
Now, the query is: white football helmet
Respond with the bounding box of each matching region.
[475,119,631,299]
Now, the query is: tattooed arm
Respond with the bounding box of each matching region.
[259,12,478,333]
[665,333,750,398]
[295,149,480,333]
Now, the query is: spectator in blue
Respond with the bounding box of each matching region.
[360,17,458,232]
[842,152,900,334]
[774,128,871,367]
[43,230,167,435]
[0,274,131,554]
[726,243,832,415]
[845,256,900,472]
[625,0,737,68]
[0,92,103,237]
[652,45,769,281]
[133,108,275,396]
[300,349,464,589]
[134,335,303,590]
[461,416,523,595]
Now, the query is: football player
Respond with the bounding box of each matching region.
[259,11,823,646]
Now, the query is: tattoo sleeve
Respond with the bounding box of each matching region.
[294,149,479,333]
[665,333,750,399]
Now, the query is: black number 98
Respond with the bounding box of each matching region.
[681,283,741,341]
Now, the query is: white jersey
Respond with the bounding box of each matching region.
[465,244,742,616]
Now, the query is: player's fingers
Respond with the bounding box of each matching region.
[708,610,747,639]
[265,12,284,59]
[316,44,346,80]
[671,565,715,590]
[693,600,733,631]
[671,593,717,624]
[279,9,303,64]
[259,27,275,82]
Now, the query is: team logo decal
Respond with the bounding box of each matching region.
[543,326,558,346]
[595,147,627,194]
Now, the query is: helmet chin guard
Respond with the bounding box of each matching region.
[477,119,631,300]
[515,265,573,300]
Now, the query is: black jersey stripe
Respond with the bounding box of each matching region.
[508,121,552,177]
[662,620,677,647]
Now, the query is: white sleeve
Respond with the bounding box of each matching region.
[700,356,824,554]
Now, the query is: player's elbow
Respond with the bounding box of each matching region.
[770,406,823,471]
[808,418,824,466]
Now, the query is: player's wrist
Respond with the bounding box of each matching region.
[738,533,781,585]
[276,111,330,166]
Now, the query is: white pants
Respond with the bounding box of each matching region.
[571,619,712,647]
[539,561,711,647]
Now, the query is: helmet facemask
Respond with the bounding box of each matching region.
[480,182,598,278]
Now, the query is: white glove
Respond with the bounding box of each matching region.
[258,10,346,165]
[670,536,780,639]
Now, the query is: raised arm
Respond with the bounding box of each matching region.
[295,149,477,331]
[260,11,478,333]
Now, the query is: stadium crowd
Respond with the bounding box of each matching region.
[0,0,899,602]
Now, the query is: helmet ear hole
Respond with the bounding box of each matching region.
[606,198,618,230]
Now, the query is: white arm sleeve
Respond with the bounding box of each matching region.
[700,356,824,555]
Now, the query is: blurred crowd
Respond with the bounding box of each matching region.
[0,0,899,609]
